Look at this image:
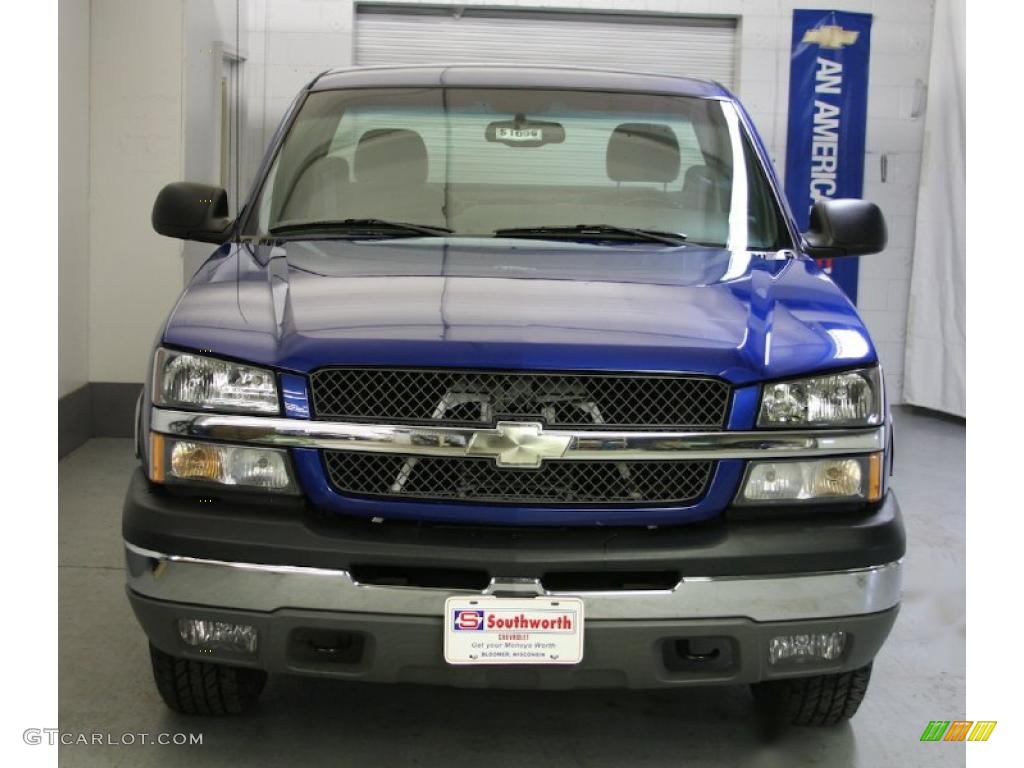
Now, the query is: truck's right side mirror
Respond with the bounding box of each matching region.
[802,199,887,258]
[152,182,233,243]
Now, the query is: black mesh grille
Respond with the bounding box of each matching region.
[310,369,730,430]
[323,452,714,506]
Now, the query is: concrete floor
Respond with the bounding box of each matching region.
[58,406,965,767]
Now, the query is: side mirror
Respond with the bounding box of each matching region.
[803,199,887,258]
[152,182,233,243]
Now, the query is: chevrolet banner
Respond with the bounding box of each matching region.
[784,10,873,303]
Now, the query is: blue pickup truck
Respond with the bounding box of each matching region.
[124,65,903,725]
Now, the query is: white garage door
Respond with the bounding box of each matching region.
[355,6,737,88]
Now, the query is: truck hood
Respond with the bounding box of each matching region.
[162,239,876,385]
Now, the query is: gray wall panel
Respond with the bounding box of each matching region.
[356,7,736,87]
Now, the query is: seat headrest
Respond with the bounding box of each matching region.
[319,155,350,181]
[353,129,428,184]
[606,123,680,183]
[681,164,730,211]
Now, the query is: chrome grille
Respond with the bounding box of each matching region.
[309,368,730,429]
[323,452,714,506]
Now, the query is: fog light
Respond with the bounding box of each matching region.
[737,454,882,504]
[812,458,862,497]
[178,619,258,654]
[171,441,223,482]
[768,632,846,665]
[150,434,297,493]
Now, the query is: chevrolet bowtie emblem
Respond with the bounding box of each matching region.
[802,25,859,49]
[466,422,572,468]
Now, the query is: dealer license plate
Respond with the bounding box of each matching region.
[443,596,584,665]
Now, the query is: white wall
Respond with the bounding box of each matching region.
[251,0,933,402]
[182,0,240,280]
[181,0,272,280]
[902,0,964,416]
[89,0,186,383]
[183,0,239,190]
[58,0,91,397]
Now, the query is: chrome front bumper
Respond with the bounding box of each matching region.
[125,542,901,623]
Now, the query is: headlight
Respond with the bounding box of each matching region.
[149,434,297,493]
[757,367,882,428]
[153,348,279,414]
[736,454,882,505]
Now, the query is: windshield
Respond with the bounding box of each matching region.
[249,87,789,249]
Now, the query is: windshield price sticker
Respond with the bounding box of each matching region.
[444,597,584,665]
[495,126,544,142]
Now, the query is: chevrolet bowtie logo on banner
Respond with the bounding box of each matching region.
[785,10,873,304]
[801,25,860,49]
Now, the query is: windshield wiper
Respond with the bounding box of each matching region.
[493,224,687,246]
[268,218,453,239]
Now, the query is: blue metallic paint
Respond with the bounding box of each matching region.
[280,373,310,419]
[163,241,875,383]
[727,386,761,431]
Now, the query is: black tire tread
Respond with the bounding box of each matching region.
[149,643,266,716]
[752,663,872,727]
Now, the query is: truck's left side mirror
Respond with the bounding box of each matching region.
[802,199,887,258]
[152,182,233,243]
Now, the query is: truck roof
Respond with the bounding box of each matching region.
[311,64,733,100]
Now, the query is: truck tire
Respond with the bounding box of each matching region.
[149,644,267,715]
[751,663,872,726]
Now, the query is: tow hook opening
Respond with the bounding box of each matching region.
[288,628,366,666]
[662,637,737,673]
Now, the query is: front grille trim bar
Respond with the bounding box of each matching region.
[151,408,885,462]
